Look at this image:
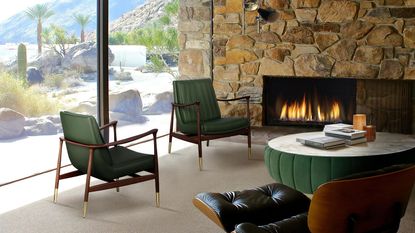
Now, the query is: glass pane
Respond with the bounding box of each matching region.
[0,1,97,184]
[108,0,178,139]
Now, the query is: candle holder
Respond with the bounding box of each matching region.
[353,114,366,130]
[364,125,376,142]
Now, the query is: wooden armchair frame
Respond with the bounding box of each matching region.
[54,120,159,217]
[168,96,251,170]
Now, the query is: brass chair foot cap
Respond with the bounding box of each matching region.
[53,188,58,203]
[83,202,88,218]
[248,147,252,160]
[198,158,203,171]
[156,192,160,208]
[168,142,172,154]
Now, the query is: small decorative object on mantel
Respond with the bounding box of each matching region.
[353,114,366,130]
[243,0,278,33]
[364,125,376,142]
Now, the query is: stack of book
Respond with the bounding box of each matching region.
[296,135,345,149]
[323,123,367,145]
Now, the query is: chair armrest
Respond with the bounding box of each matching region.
[171,101,200,108]
[99,121,118,142]
[234,223,269,233]
[217,96,250,102]
[60,129,158,149]
[99,120,118,130]
[235,213,309,233]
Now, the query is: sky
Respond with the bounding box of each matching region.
[0,0,53,22]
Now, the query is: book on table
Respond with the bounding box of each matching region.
[345,137,367,145]
[296,135,345,149]
[323,123,353,132]
[324,128,366,140]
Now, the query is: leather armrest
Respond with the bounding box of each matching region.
[235,213,310,233]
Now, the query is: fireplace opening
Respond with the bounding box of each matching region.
[263,76,357,126]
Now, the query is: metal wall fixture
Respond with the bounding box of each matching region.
[243,0,278,33]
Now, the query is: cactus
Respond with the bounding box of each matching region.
[17,43,27,81]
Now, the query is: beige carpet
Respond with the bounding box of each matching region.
[1,141,414,233]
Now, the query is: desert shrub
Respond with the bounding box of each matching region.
[44,73,66,89]
[0,72,58,116]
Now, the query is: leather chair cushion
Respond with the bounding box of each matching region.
[179,117,249,135]
[235,213,310,233]
[108,146,155,180]
[194,183,311,232]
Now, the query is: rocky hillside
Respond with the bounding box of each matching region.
[0,0,144,44]
[110,0,173,33]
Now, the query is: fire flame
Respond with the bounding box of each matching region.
[279,94,341,122]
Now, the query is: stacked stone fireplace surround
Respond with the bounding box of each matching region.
[178,0,415,133]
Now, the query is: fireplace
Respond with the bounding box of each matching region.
[263,76,357,126]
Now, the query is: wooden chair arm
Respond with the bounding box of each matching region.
[99,121,118,142]
[171,101,200,108]
[217,96,250,102]
[60,128,158,150]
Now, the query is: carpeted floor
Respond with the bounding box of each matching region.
[1,140,414,233]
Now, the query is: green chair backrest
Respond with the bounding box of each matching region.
[60,111,112,180]
[173,79,221,127]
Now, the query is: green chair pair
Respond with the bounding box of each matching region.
[54,111,160,217]
[168,79,251,170]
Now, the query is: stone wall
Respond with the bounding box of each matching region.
[210,0,415,125]
[178,0,212,79]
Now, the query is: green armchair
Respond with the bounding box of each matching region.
[168,79,251,170]
[54,111,160,217]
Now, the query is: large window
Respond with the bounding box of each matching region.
[108,0,178,138]
[0,0,179,187]
[0,0,98,184]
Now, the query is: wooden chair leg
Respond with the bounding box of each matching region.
[248,127,252,160]
[83,149,94,218]
[198,142,203,171]
[116,179,120,192]
[54,139,64,203]
[155,175,160,207]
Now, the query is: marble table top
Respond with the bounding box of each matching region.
[268,131,415,157]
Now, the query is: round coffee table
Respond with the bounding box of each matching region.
[265,132,415,194]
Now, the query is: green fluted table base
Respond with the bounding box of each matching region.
[264,145,414,194]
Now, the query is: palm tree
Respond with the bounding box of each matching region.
[73,13,91,43]
[25,4,54,55]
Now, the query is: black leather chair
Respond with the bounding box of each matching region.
[193,165,415,233]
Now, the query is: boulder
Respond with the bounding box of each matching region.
[24,118,58,136]
[145,91,173,115]
[26,67,44,85]
[111,71,133,81]
[109,89,143,122]
[62,42,114,73]
[0,108,25,139]
[29,51,62,74]
[71,101,97,115]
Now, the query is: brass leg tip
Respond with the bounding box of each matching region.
[83,202,88,218]
[248,147,252,160]
[156,192,160,208]
[53,188,58,203]
[168,142,172,154]
[198,158,203,171]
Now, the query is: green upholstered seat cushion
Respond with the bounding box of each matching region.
[108,146,155,179]
[179,117,249,135]
[60,111,154,181]
[173,79,221,127]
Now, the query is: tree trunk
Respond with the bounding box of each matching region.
[81,29,85,43]
[37,20,42,55]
